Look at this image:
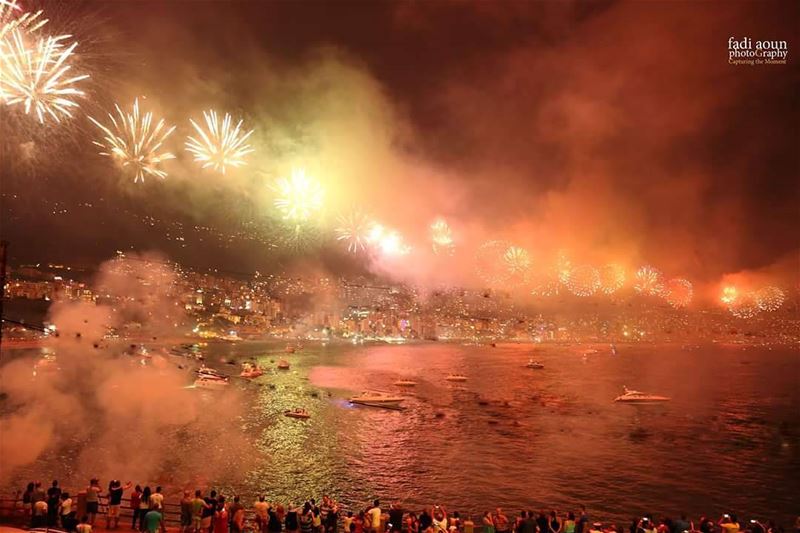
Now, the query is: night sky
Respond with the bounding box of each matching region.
[1,0,798,290]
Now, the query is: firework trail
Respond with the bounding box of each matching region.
[186,110,254,174]
[89,98,176,182]
[0,29,88,123]
[1,0,47,40]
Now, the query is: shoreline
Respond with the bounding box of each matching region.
[2,335,799,352]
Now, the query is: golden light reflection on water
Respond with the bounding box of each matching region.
[9,342,799,525]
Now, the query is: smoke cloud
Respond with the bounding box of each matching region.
[0,1,796,303]
[0,253,253,487]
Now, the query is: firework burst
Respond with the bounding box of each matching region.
[720,286,738,305]
[186,110,254,174]
[0,28,88,123]
[566,265,601,297]
[378,230,411,256]
[664,278,693,308]
[475,240,512,286]
[335,210,373,254]
[634,265,665,296]
[728,292,759,319]
[598,263,626,294]
[273,168,324,223]
[530,273,561,297]
[755,286,785,312]
[364,222,410,257]
[503,246,531,276]
[430,217,454,255]
[89,98,176,182]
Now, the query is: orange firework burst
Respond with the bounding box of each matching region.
[475,240,512,286]
[634,265,665,296]
[503,246,531,276]
[530,273,561,297]
[566,265,600,297]
[755,286,785,312]
[728,292,760,319]
[598,264,626,294]
[664,278,693,308]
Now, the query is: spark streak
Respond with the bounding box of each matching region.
[0,29,88,123]
[186,110,254,174]
[89,99,176,182]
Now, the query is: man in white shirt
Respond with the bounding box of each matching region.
[150,487,165,509]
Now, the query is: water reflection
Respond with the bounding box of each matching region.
[6,342,799,525]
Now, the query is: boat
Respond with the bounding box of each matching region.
[240,363,264,379]
[445,374,468,382]
[393,379,417,387]
[614,386,671,403]
[348,391,405,407]
[193,375,229,390]
[610,343,618,356]
[525,359,544,369]
[196,365,226,379]
[277,359,291,370]
[284,408,311,419]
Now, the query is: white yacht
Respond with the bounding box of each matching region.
[614,386,671,403]
[526,360,544,369]
[348,391,405,406]
[393,379,418,387]
[193,375,229,390]
[445,374,468,382]
[196,365,226,379]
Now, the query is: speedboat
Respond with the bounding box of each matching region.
[525,360,544,369]
[240,363,264,378]
[393,379,417,387]
[284,408,310,419]
[614,386,670,403]
[277,359,290,370]
[193,375,229,390]
[445,374,468,382]
[349,391,405,407]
